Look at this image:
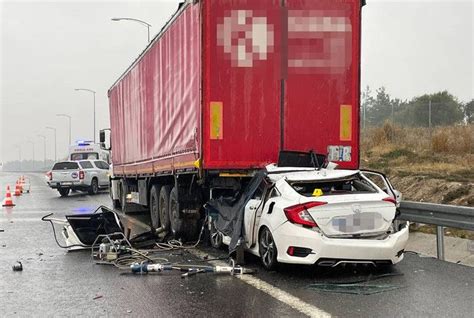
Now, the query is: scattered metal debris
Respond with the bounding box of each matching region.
[12,261,23,271]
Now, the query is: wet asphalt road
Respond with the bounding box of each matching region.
[1,172,473,317]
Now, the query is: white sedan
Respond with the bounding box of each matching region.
[216,165,409,270]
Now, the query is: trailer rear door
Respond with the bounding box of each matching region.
[203,0,361,170]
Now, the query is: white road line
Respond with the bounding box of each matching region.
[189,248,331,318]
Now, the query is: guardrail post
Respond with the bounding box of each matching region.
[436,226,445,261]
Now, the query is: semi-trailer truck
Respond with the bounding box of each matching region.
[105,0,364,239]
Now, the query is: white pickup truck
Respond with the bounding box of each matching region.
[47,160,110,197]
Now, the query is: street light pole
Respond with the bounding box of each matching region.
[37,135,46,169]
[46,126,57,161]
[27,140,35,171]
[111,17,152,43]
[56,114,72,146]
[14,145,22,172]
[75,88,96,143]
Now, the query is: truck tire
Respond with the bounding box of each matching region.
[169,187,184,238]
[149,185,161,232]
[58,188,70,197]
[169,187,199,241]
[159,185,172,231]
[88,178,99,195]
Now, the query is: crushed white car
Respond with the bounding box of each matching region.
[212,164,409,270]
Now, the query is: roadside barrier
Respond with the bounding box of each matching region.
[399,201,474,261]
[2,186,15,207]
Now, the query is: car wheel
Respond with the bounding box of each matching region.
[58,188,70,197]
[149,185,161,232]
[159,185,172,231]
[88,178,99,195]
[169,186,184,238]
[259,227,278,270]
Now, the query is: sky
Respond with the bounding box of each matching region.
[1,0,473,163]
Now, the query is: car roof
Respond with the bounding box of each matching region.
[266,164,359,182]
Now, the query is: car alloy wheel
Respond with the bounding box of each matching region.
[259,227,277,270]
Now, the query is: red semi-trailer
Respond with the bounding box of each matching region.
[106,0,364,238]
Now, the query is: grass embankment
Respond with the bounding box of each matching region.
[361,123,474,238]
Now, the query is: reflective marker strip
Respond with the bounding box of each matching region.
[189,249,331,318]
[340,105,352,141]
[210,101,223,140]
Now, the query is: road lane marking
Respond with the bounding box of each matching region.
[189,248,331,318]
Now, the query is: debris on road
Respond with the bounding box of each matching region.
[93,295,103,300]
[12,261,23,271]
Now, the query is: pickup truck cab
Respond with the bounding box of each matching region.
[48,160,110,197]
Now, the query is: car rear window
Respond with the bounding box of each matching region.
[52,162,79,170]
[79,161,93,169]
[289,174,377,197]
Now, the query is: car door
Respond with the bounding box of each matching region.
[93,161,108,186]
[244,180,270,248]
[360,170,401,206]
[99,161,110,186]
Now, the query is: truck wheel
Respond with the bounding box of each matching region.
[58,188,70,197]
[88,178,99,195]
[149,185,161,232]
[169,187,184,238]
[159,185,172,231]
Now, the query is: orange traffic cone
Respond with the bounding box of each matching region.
[18,179,23,193]
[14,182,21,196]
[2,185,15,207]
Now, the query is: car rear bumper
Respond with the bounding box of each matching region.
[49,181,88,190]
[272,222,409,265]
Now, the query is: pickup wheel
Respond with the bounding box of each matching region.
[88,178,99,195]
[159,185,172,232]
[58,188,70,197]
[169,187,184,238]
[149,185,161,232]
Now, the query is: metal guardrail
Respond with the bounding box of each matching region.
[399,201,474,260]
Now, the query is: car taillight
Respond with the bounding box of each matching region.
[283,201,326,228]
[382,197,397,205]
[47,171,52,181]
[79,170,85,180]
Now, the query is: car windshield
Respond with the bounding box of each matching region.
[71,152,99,160]
[52,162,79,170]
[289,174,377,197]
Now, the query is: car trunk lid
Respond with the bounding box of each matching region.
[304,194,396,237]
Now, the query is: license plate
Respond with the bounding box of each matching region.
[62,182,72,186]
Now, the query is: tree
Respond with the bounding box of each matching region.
[364,86,400,126]
[464,100,474,124]
[402,91,464,127]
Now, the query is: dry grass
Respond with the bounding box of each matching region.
[361,123,474,182]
